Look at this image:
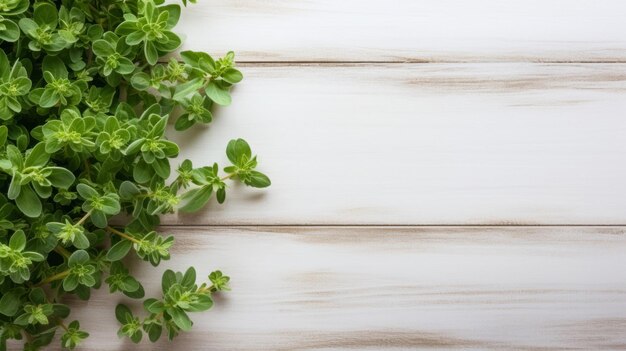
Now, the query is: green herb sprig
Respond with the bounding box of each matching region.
[0,0,270,349]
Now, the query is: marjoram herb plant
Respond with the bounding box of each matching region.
[0,0,270,349]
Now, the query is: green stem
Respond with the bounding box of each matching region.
[106,226,141,244]
[57,319,69,332]
[37,270,70,286]
[84,159,91,180]
[119,81,128,102]
[76,209,93,226]
[54,246,71,259]
[220,173,235,181]
[197,285,215,294]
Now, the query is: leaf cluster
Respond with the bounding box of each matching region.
[0,0,269,349]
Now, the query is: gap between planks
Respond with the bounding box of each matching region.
[160,59,626,66]
[159,224,626,228]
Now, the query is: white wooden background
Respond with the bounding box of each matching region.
[64,1,626,349]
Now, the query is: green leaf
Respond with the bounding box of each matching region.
[161,269,176,293]
[16,185,42,218]
[72,231,90,249]
[92,39,115,57]
[0,19,20,42]
[0,125,7,146]
[144,41,158,65]
[76,184,98,199]
[167,308,192,331]
[205,81,231,106]
[24,143,49,168]
[46,167,76,188]
[226,138,252,165]
[115,304,132,324]
[100,194,121,215]
[34,3,58,27]
[178,186,212,212]
[68,250,89,266]
[9,230,26,251]
[246,170,271,188]
[0,290,24,316]
[42,56,68,79]
[174,115,195,131]
[119,181,140,199]
[161,5,181,28]
[173,78,203,101]
[181,267,196,287]
[221,68,243,84]
[62,274,79,291]
[130,72,151,90]
[107,240,132,261]
[144,321,162,342]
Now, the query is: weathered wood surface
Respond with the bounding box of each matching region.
[163,63,626,225]
[57,227,626,350]
[173,0,626,62]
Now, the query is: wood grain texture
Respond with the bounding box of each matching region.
[48,226,626,350]
[164,63,626,225]
[172,0,626,62]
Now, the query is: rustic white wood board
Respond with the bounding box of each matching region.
[173,0,626,62]
[164,63,626,225]
[59,227,626,350]
[60,1,626,350]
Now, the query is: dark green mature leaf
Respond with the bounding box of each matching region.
[106,240,133,261]
[15,185,41,217]
[178,186,212,212]
[0,290,25,316]
[226,138,252,165]
[167,308,192,331]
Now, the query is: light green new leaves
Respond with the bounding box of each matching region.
[41,109,96,153]
[115,304,143,343]
[0,51,31,120]
[61,321,90,350]
[124,109,179,181]
[46,220,89,249]
[0,230,45,283]
[225,138,271,188]
[0,143,75,217]
[92,32,135,77]
[77,184,121,228]
[174,93,213,131]
[62,250,97,291]
[178,50,243,106]
[178,139,270,212]
[115,2,181,64]
[18,3,66,52]
[105,261,144,298]
[29,56,85,108]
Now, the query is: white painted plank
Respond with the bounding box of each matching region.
[164,63,626,225]
[173,0,626,62]
[48,226,626,350]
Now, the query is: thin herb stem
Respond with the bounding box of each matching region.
[84,159,91,179]
[54,246,71,259]
[76,209,93,226]
[37,270,70,286]
[57,318,69,332]
[106,226,141,244]
[197,285,215,294]
[220,173,235,181]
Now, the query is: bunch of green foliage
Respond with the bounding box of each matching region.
[0,0,270,349]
